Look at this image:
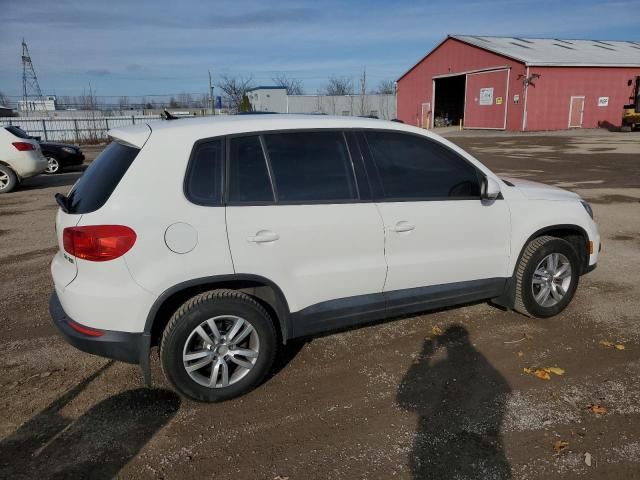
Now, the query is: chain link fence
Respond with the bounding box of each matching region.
[0,115,163,144]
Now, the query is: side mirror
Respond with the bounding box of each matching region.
[481,176,501,201]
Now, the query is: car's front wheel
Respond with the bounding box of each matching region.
[514,235,580,318]
[160,290,277,402]
[45,156,60,174]
[0,165,18,194]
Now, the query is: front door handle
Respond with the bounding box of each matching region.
[390,221,415,233]
[247,230,280,243]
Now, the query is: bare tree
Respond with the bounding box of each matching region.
[118,96,129,111]
[315,90,324,114]
[217,74,254,112]
[78,83,103,143]
[197,93,210,109]
[325,76,353,96]
[358,68,369,116]
[272,74,304,95]
[0,91,10,107]
[377,80,395,95]
[177,92,194,108]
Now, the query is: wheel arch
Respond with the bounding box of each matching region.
[492,223,590,310]
[521,224,590,274]
[145,274,291,347]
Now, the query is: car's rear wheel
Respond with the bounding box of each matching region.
[0,165,18,194]
[45,156,60,174]
[160,289,277,402]
[514,235,580,318]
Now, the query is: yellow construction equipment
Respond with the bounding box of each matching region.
[622,76,640,132]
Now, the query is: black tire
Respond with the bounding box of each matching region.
[0,165,18,194]
[160,289,277,402]
[514,236,580,318]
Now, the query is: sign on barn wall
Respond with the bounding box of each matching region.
[598,97,609,107]
[479,88,494,105]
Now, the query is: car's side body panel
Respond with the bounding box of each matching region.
[375,200,511,291]
[106,129,235,299]
[226,203,387,313]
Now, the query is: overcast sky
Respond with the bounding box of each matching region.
[1,0,639,99]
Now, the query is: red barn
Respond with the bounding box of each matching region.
[397,35,640,131]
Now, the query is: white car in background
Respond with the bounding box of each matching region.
[0,125,48,193]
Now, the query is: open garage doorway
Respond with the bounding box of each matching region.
[433,75,465,127]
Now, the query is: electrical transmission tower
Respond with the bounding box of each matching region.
[21,38,44,113]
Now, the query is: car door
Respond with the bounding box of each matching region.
[360,130,511,295]
[224,131,387,336]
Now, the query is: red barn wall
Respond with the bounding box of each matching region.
[397,38,527,131]
[524,66,640,131]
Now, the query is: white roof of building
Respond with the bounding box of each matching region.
[452,35,640,67]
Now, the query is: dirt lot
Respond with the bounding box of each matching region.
[1,131,639,479]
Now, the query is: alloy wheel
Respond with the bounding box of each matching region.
[531,253,572,308]
[182,315,259,388]
[0,171,9,190]
[46,157,60,174]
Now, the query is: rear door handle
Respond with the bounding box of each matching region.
[390,221,415,233]
[247,230,280,243]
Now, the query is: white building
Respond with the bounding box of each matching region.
[17,95,57,112]
[246,87,396,119]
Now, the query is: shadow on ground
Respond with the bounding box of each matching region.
[397,324,512,479]
[0,362,180,479]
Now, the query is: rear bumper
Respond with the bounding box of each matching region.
[14,152,47,179]
[49,291,150,365]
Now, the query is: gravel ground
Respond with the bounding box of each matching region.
[0,131,639,479]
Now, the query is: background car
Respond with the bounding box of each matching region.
[39,141,85,174]
[0,125,47,193]
[4,126,85,174]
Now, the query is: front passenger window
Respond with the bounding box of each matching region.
[365,132,480,200]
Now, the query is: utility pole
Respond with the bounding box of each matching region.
[209,70,215,116]
[21,38,44,115]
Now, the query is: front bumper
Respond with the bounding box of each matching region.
[49,292,150,366]
[60,152,85,167]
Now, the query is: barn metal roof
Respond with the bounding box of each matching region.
[452,35,640,67]
[398,35,640,80]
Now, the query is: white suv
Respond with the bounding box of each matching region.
[50,115,600,402]
[0,126,48,193]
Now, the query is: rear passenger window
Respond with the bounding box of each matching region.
[185,140,224,205]
[228,136,274,203]
[365,132,480,200]
[263,131,358,202]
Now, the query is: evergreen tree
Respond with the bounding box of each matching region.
[238,94,253,113]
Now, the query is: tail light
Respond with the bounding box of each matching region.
[67,319,104,337]
[12,142,36,151]
[63,225,137,261]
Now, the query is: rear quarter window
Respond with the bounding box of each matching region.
[65,141,139,214]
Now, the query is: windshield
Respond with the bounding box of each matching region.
[65,141,139,214]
